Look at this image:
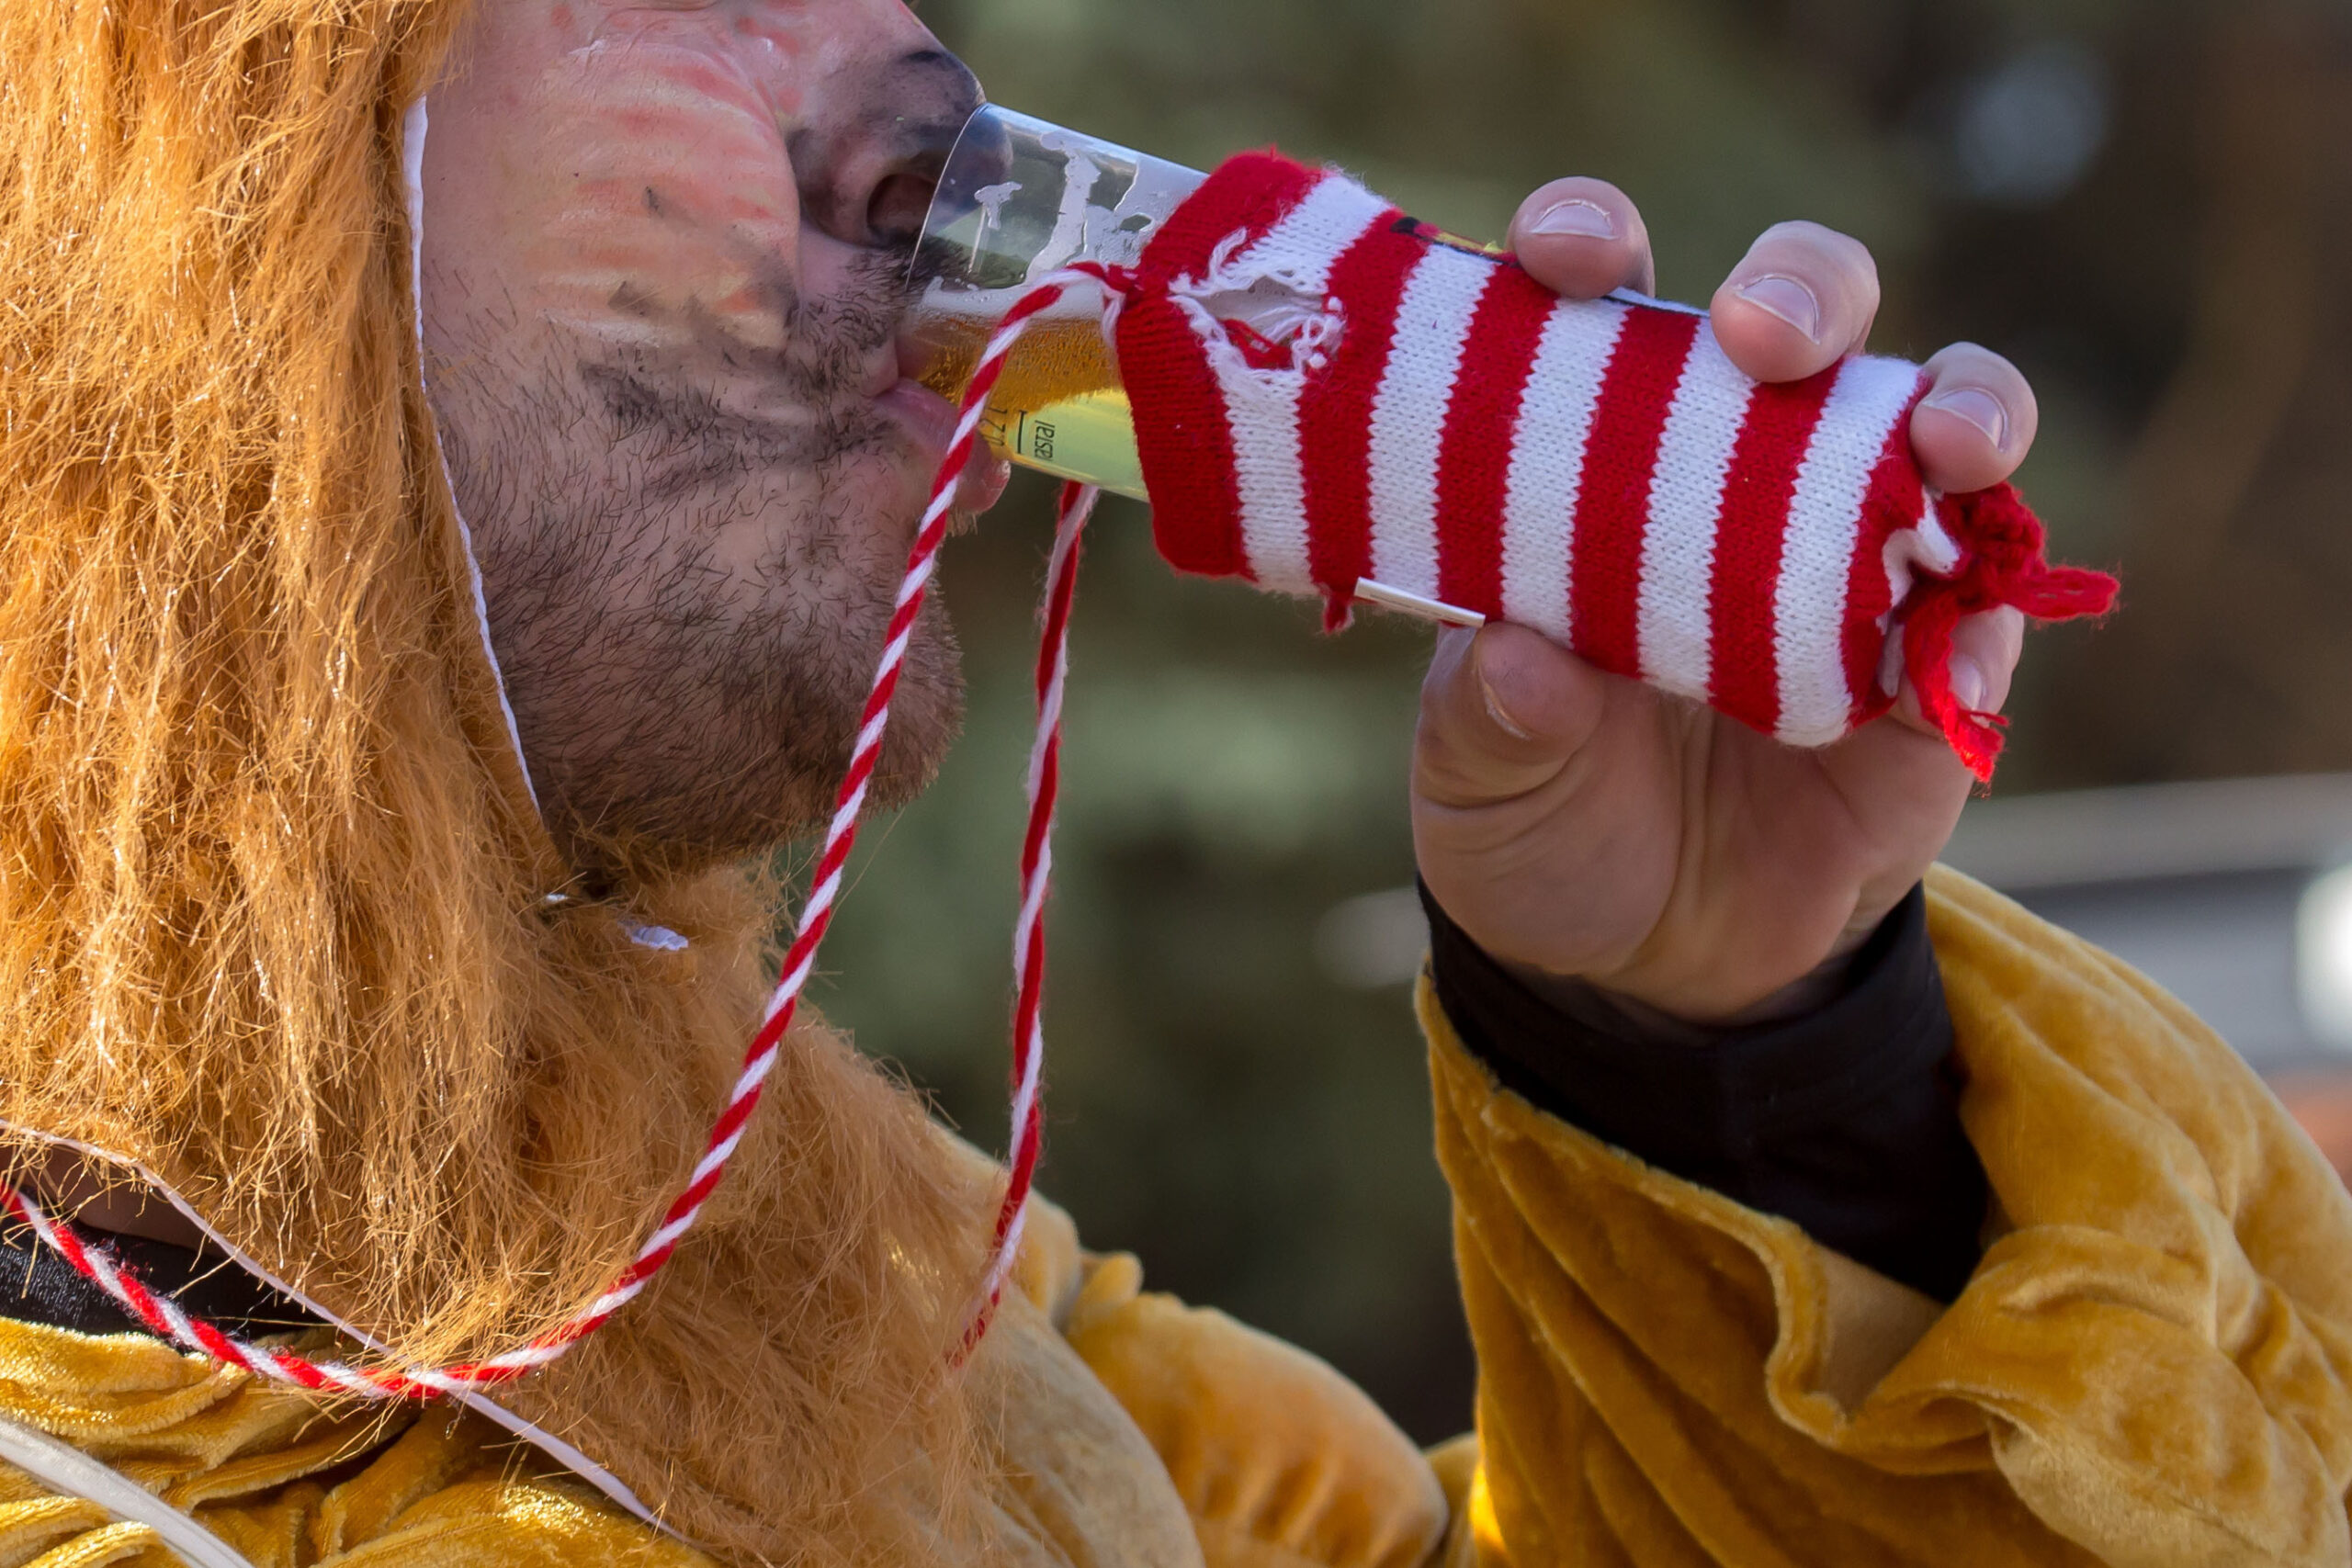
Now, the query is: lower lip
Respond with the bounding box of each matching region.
[876,378,959,451]
[876,379,1012,514]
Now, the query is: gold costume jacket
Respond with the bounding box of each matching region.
[1,867,2346,1568]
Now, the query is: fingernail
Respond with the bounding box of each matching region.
[1921,386,2011,453]
[1950,654,1988,715]
[1478,671,1534,740]
[1736,275,1822,344]
[1528,199,1617,241]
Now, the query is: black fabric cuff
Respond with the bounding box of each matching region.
[0,1221,319,1339]
[1423,882,1988,1303]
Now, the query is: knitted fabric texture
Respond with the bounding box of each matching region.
[1115,152,2119,774]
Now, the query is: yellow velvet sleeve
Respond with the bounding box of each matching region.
[1057,1250,1449,1568]
[975,1128,1453,1568]
[1427,864,2352,1568]
[0,1319,716,1568]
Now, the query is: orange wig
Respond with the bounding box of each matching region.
[0,2,983,1557]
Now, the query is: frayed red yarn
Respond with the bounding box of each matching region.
[1903,484,2119,782]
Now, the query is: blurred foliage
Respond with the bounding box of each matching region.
[811,0,2352,1441]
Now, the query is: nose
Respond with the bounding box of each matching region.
[793,49,984,252]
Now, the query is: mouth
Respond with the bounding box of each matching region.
[870,337,1012,516]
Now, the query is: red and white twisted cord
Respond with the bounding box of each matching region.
[0,268,1114,1398]
[963,479,1096,1352]
[0,1183,460,1397]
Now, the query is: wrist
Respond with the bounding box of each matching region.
[1503,926,1877,1032]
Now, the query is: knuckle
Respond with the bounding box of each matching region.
[1943,344,2026,392]
[1411,721,1463,784]
[1999,364,2038,412]
[1415,684,1478,761]
[1930,341,2002,378]
[1754,218,1828,248]
[1815,236,1879,303]
[1828,227,1879,272]
[1750,220,1869,268]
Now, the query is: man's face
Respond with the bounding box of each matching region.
[419,0,991,882]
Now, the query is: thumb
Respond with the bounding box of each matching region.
[1415,622,1608,809]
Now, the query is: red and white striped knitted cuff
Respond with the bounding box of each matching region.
[1115,152,2115,773]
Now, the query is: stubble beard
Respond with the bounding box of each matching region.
[429,251,965,888]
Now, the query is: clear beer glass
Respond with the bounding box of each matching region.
[905,107,1206,500]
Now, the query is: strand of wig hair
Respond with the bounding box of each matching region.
[0,267,1123,1397]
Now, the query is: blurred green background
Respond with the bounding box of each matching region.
[810,0,2352,1441]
